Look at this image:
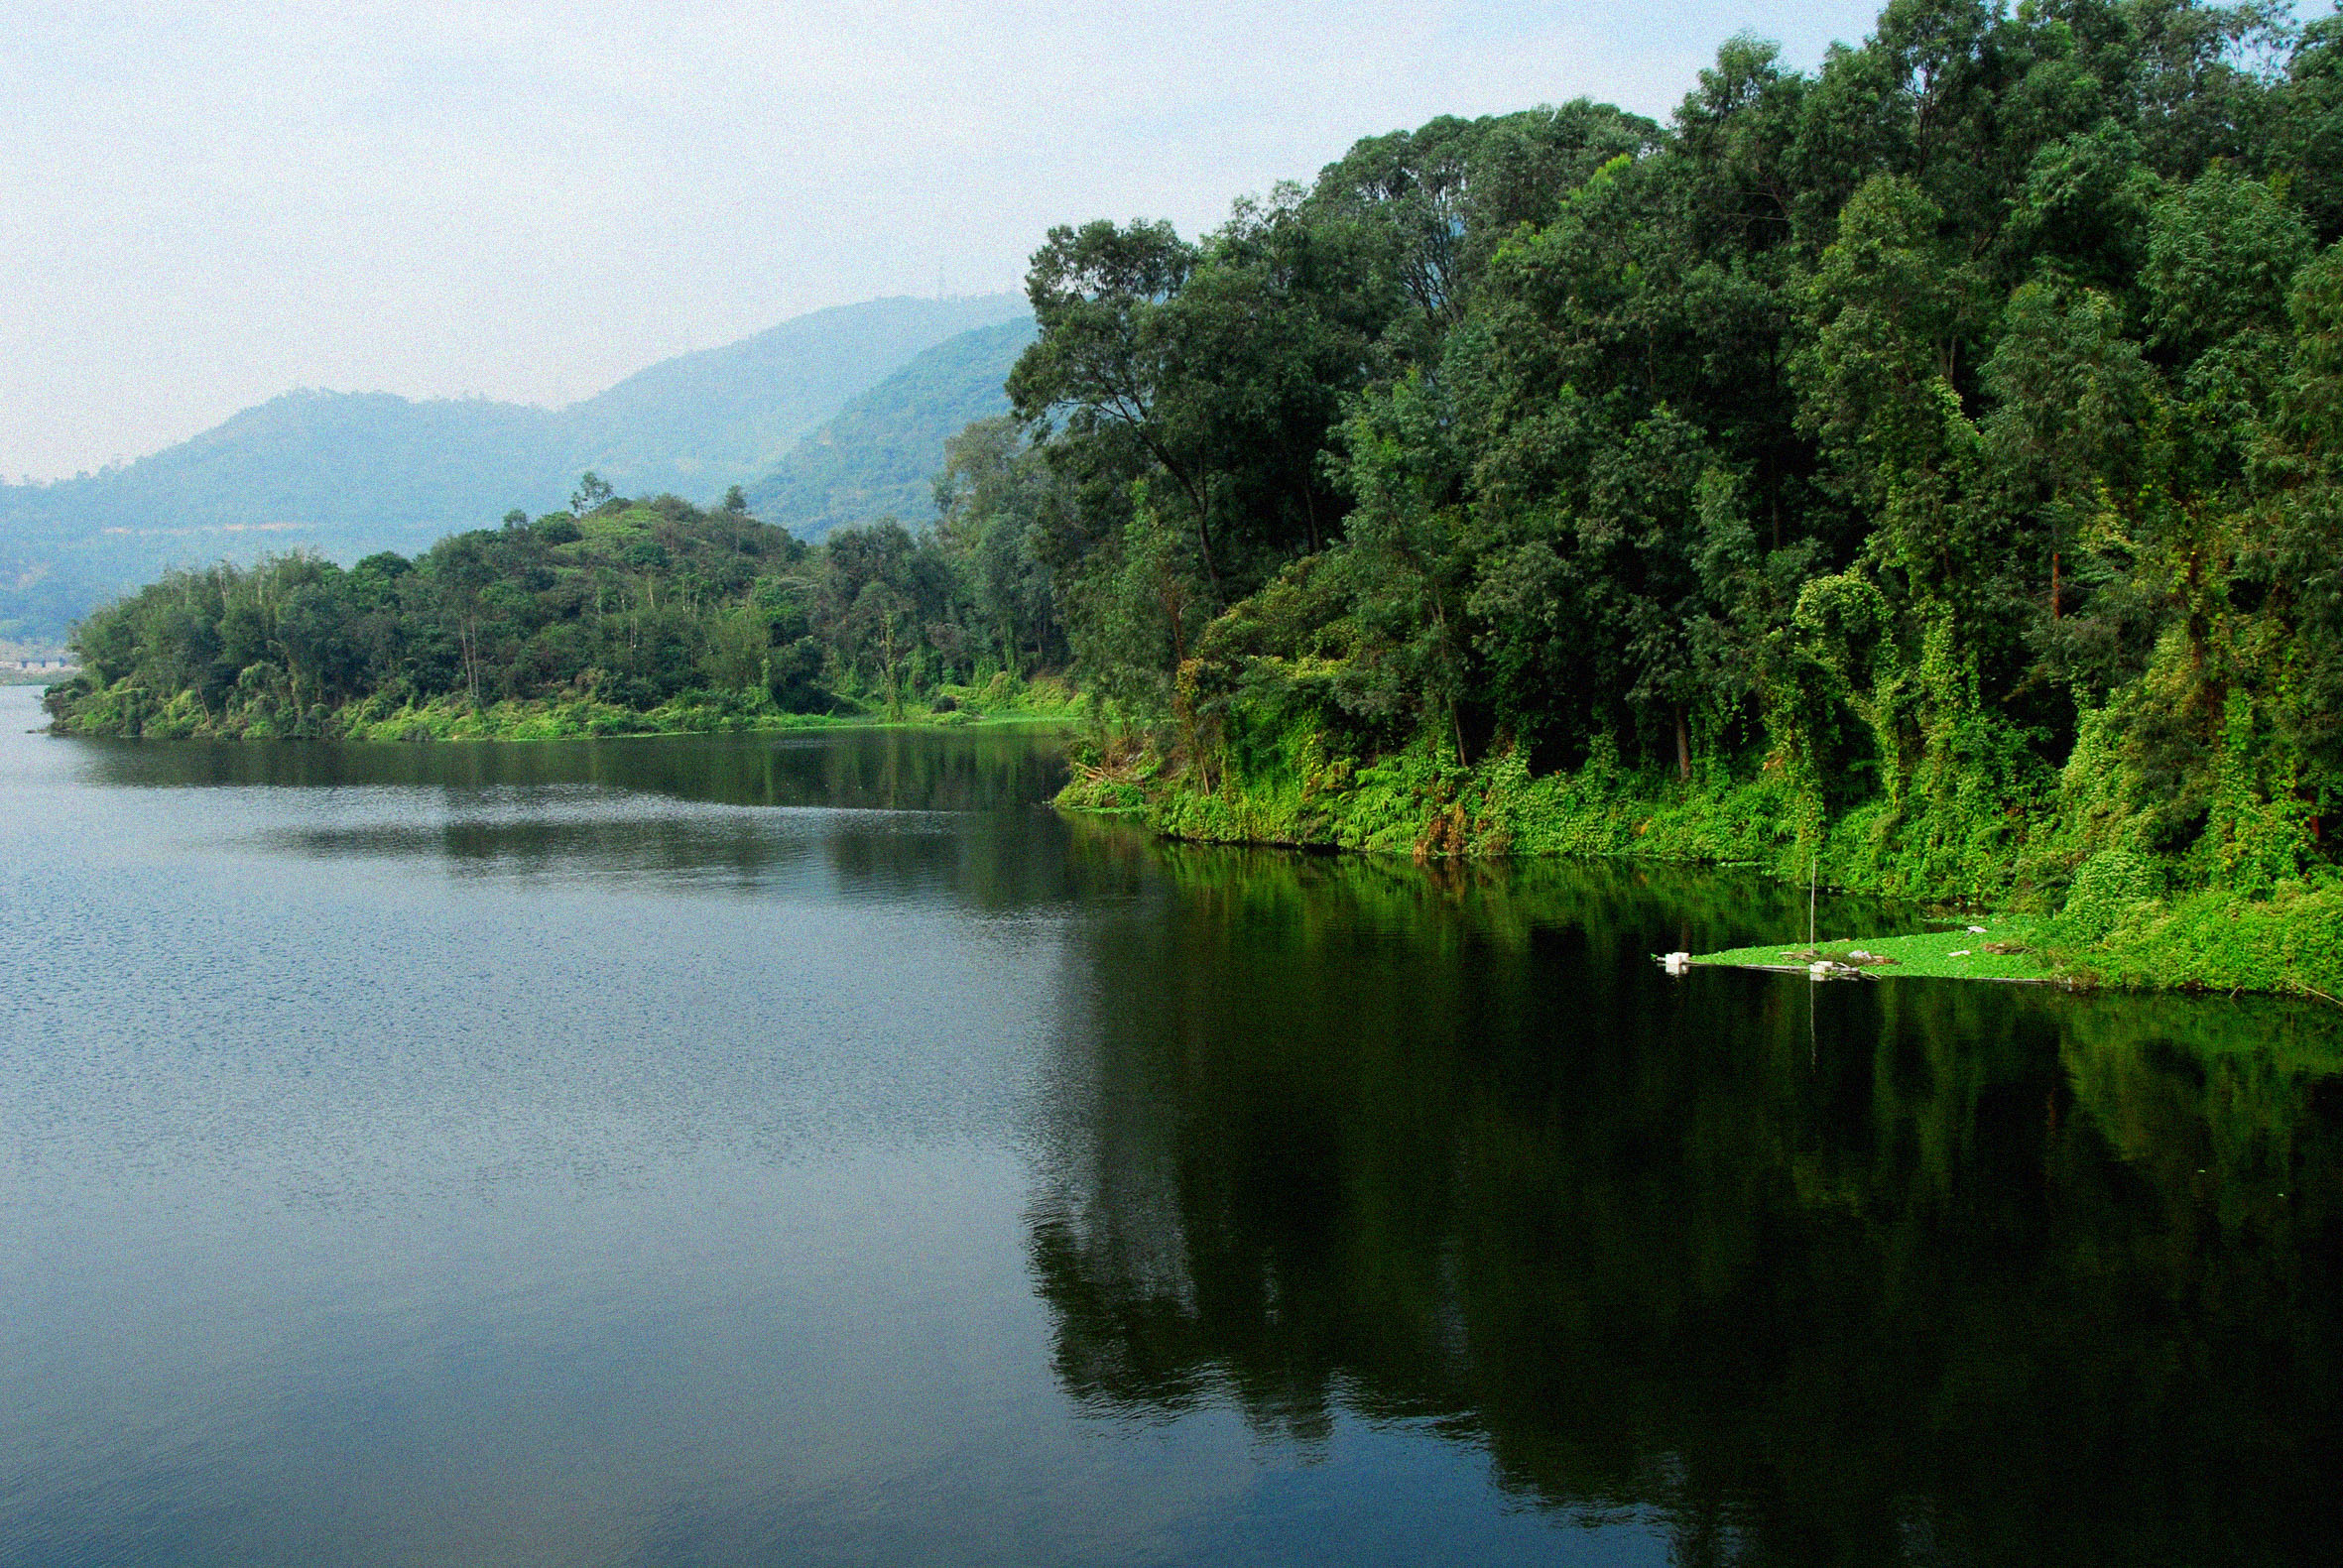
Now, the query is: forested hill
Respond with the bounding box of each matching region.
[0,295,1027,646]
[745,316,1039,539]
[1001,0,2342,994]
[564,296,1029,494]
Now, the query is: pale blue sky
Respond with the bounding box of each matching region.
[0,2,1993,478]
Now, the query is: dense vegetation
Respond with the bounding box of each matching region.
[44,468,1072,741]
[1015,0,2343,994]
[0,295,1027,645]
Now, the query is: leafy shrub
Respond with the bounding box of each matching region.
[2059,849,2165,943]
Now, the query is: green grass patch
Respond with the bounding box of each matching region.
[1690,916,2057,983]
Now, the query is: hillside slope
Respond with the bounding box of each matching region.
[745,315,1036,539]
[0,294,1028,644]
[562,295,1030,495]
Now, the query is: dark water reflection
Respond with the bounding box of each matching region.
[1035,830,2343,1566]
[3,691,2339,1566]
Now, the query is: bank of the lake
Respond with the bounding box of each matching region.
[45,671,1079,744]
[1058,742,2343,1002]
[50,646,2343,1002]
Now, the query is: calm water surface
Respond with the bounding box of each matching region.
[3,684,2340,1567]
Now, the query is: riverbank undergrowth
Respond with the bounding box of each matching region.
[1059,717,2343,999]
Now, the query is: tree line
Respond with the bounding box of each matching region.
[47,445,1068,737]
[1010,0,2343,905]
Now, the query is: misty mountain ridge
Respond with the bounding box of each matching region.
[749,315,1037,541]
[0,293,1030,646]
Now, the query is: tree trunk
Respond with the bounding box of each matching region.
[1675,705,1691,782]
[1430,595,1466,767]
[1176,471,1221,598]
[1192,517,1219,598]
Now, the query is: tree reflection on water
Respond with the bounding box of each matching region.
[1030,829,2343,1567]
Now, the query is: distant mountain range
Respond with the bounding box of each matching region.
[0,294,1032,647]
[747,316,1037,539]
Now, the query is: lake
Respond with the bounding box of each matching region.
[2,682,2338,1567]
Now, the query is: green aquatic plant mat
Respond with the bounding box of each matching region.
[1689,917,2056,983]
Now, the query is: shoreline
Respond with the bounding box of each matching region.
[35,677,1081,746]
[1054,768,2343,1003]
[43,709,1075,745]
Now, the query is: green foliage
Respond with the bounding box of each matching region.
[48,472,1074,741]
[1027,0,2343,996]
[2072,881,2343,994]
[2055,848,2166,941]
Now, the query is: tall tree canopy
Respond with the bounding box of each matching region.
[1014,0,2343,903]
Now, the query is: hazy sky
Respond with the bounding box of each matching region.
[2,1,1895,481]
